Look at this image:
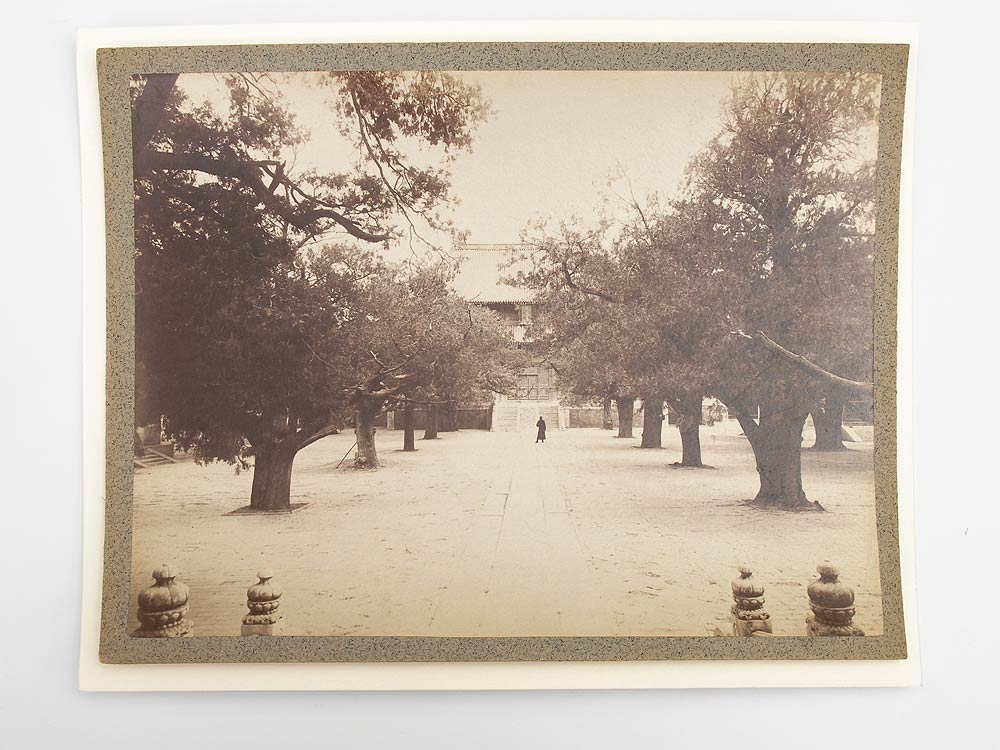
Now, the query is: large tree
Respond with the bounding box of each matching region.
[135,226,370,510]
[523,211,722,464]
[522,72,878,504]
[131,71,490,246]
[345,265,523,467]
[133,71,491,510]
[684,72,879,508]
[529,302,641,439]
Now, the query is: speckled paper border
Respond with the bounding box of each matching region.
[95,42,908,664]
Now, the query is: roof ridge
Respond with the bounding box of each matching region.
[450,242,535,304]
[455,243,532,250]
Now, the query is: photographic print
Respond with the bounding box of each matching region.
[88,38,911,668]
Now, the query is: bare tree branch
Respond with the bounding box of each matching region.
[136,149,391,243]
[731,329,874,397]
[294,421,342,451]
[559,260,622,304]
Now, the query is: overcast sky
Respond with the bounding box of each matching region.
[443,71,736,243]
[174,70,862,255]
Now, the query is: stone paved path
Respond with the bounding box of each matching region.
[130,421,883,637]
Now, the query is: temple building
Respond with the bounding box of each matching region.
[451,244,563,431]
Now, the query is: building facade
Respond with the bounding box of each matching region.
[451,244,563,431]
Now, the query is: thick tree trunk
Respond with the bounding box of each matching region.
[423,403,439,440]
[249,442,296,512]
[354,402,379,469]
[440,401,458,432]
[674,394,705,467]
[601,396,614,430]
[615,397,634,438]
[740,409,822,511]
[402,403,416,452]
[811,396,846,451]
[640,398,663,448]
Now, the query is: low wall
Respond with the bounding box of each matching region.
[565,407,618,429]
[386,407,493,431]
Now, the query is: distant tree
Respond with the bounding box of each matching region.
[420,298,527,442]
[523,211,722,463]
[345,265,523,467]
[601,393,615,430]
[533,310,641,439]
[435,301,528,419]
[812,397,848,451]
[519,225,640,439]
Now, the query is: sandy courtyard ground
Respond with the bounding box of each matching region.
[129,419,882,637]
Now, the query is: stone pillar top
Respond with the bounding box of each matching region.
[816,561,840,581]
[247,570,282,604]
[732,566,765,600]
[808,562,855,610]
[806,561,864,637]
[134,562,193,638]
[151,563,179,582]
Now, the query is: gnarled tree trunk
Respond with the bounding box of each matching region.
[737,407,822,511]
[640,398,663,448]
[402,403,415,452]
[673,394,705,467]
[601,396,614,430]
[249,440,297,512]
[242,417,340,512]
[423,403,439,440]
[440,401,458,432]
[811,396,846,451]
[354,401,379,469]
[615,397,634,438]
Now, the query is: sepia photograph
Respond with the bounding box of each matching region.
[15,1,1000,744]
[91,40,909,664]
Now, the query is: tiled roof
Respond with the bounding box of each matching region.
[451,244,535,304]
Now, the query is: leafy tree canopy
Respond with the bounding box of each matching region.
[518,72,880,506]
[132,71,491,248]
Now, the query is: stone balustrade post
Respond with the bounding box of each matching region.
[241,569,285,636]
[134,563,194,637]
[806,562,865,636]
[731,565,772,636]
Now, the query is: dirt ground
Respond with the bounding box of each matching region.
[130,418,882,637]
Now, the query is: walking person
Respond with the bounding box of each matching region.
[535,415,547,443]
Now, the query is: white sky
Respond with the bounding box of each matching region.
[173,71,873,256]
[445,71,736,243]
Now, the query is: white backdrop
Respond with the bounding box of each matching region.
[0,1,991,746]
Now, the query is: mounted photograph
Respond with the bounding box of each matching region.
[87,39,912,667]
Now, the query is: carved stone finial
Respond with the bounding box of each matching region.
[806,561,864,636]
[731,566,772,636]
[134,563,194,638]
[241,569,286,636]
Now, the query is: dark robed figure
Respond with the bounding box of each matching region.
[535,416,547,443]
